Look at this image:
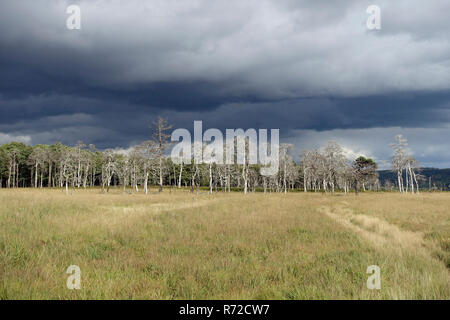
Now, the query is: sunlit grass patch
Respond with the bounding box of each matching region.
[0,189,449,299]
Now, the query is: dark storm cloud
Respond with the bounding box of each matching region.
[1,0,450,166]
[2,92,450,148]
[2,0,450,98]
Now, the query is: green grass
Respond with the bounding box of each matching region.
[0,188,448,299]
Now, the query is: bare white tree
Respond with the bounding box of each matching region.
[152,117,173,192]
[390,135,419,194]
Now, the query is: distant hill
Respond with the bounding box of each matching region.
[378,168,450,191]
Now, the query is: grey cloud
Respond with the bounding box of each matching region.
[1,1,450,167]
[284,126,450,169]
[1,0,450,99]
[0,132,31,145]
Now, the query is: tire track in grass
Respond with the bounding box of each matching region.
[320,202,450,299]
[320,203,435,258]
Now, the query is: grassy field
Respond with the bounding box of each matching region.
[0,188,449,299]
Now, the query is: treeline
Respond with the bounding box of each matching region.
[379,168,450,191]
[0,140,377,194]
[0,120,423,194]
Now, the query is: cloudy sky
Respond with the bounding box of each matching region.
[1,0,450,168]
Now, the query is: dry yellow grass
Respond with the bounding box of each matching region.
[0,188,448,299]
